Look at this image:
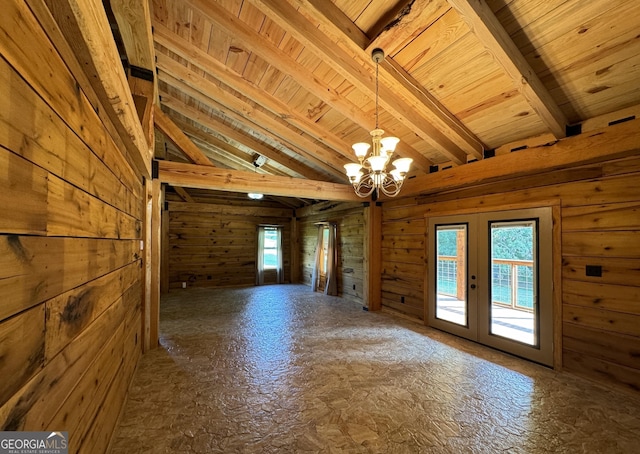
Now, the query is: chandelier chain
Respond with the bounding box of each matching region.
[375,59,379,129]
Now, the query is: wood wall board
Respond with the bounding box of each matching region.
[24,0,140,184]
[0,57,142,217]
[563,322,640,371]
[0,304,45,409]
[0,148,48,235]
[562,231,640,258]
[562,257,640,286]
[562,202,640,232]
[563,280,640,315]
[47,312,125,449]
[46,174,141,239]
[563,304,640,337]
[381,235,426,250]
[44,262,140,360]
[76,308,141,454]
[0,236,140,321]
[0,291,127,431]
[562,349,640,395]
[381,220,426,236]
[43,0,152,177]
[380,296,424,319]
[168,201,292,218]
[167,201,292,288]
[380,247,425,265]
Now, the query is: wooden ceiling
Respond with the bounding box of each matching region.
[139,0,640,205]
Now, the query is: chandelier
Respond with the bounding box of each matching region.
[344,48,412,198]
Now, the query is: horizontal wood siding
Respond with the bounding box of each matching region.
[381,154,640,393]
[297,203,365,304]
[167,202,292,288]
[0,2,144,453]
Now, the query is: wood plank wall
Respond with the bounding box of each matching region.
[0,2,144,452]
[380,152,640,393]
[166,200,293,289]
[298,202,365,304]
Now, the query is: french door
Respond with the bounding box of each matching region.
[427,208,553,366]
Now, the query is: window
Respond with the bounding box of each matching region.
[262,226,280,269]
[257,225,283,285]
[321,225,330,274]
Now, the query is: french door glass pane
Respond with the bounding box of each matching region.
[489,221,536,345]
[435,224,467,326]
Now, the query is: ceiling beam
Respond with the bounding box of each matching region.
[43,0,152,177]
[399,117,640,198]
[252,0,482,163]
[157,160,362,201]
[110,0,156,71]
[173,186,195,203]
[156,56,349,179]
[153,105,213,166]
[366,0,450,56]
[173,119,290,177]
[159,95,332,181]
[447,0,568,138]
[176,0,432,173]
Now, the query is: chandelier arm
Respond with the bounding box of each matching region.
[344,48,411,199]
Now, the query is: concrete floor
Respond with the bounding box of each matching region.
[109,285,640,453]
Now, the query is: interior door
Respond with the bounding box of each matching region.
[428,208,553,366]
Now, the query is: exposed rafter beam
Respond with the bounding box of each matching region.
[110,0,156,71]
[366,0,450,56]
[154,105,213,166]
[251,0,482,163]
[157,160,362,201]
[447,0,568,138]
[43,0,152,177]
[156,57,349,180]
[159,95,333,182]
[154,25,352,160]
[399,117,640,198]
[175,0,432,172]
[173,186,195,203]
[174,119,290,177]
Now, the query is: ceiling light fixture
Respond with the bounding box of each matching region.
[248,193,263,200]
[344,48,412,198]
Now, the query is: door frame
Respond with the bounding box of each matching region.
[424,201,562,369]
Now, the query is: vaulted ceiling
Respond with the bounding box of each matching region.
[124,0,640,206]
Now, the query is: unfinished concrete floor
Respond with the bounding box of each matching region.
[109,285,640,453]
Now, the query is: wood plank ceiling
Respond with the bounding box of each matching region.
[139,0,640,206]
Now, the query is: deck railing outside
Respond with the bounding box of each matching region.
[437,256,534,311]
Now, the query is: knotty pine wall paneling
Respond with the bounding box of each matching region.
[0,2,144,453]
[166,201,293,288]
[380,153,640,394]
[298,202,365,304]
